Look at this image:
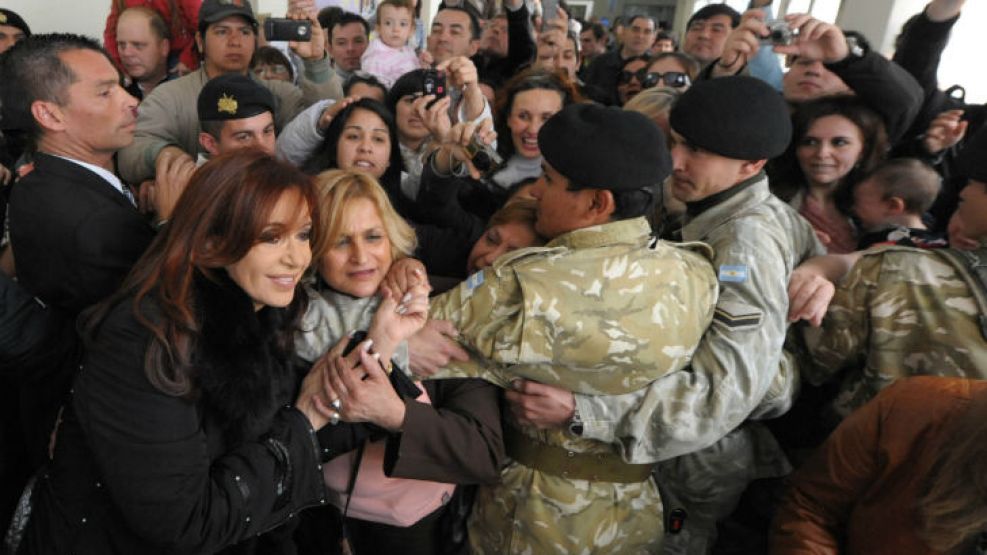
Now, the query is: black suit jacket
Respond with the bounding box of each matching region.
[4,152,154,470]
[9,152,154,317]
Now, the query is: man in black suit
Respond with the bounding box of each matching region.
[0,34,164,527]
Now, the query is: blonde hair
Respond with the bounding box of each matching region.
[311,169,417,263]
[623,87,681,122]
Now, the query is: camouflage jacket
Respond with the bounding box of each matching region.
[802,245,987,418]
[573,174,824,463]
[294,286,410,369]
[427,216,718,396]
[427,216,717,554]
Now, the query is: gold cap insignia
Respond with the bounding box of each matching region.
[217,93,238,115]
[0,13,7,24]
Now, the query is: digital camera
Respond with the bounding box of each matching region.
[463,135,503,174]
[764,20,796,46]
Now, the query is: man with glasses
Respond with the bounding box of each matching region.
[583,14,657,105]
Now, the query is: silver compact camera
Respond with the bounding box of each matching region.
[764,20,797,46]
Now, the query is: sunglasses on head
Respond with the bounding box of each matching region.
[641,71,690,89]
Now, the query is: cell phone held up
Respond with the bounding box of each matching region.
[264,18,312,42]
[422,69,447,108]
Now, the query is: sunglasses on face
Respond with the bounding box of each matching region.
[641,71,690,89]
[617,68,648,85]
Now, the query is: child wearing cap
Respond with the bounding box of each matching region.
[360,0,421,88]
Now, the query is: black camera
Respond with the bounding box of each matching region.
[264,18,312,42]
[463,135,504,174]
[764,20,796,46]
[422,69,447,107]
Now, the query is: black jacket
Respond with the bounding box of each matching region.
[890,9,987,230]
[9,152,154,316]
[581,49,626,106]
[472,3,535,87]
[823,50,924,147]
[19,277,328,555]
[4,152,155,481]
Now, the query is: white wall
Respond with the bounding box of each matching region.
[0,0,291,41]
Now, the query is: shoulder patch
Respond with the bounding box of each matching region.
[465,270,485,291]
[718,264,748,283]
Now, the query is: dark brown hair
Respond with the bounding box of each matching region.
[493,68,584,159]
[87,150,321,397]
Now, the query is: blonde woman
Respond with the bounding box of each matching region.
[295,169,504,555]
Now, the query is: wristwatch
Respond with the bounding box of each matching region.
[568,406,584,436]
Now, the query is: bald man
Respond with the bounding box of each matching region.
[116,7,171,100]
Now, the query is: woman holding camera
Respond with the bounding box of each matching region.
[294,169,504,555]
[414,69,581,225]
[16,151,343,555]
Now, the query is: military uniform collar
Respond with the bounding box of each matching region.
[681,173,771,242]
[546,217,652,250]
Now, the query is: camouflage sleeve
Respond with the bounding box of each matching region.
[574,235,795,463]
[800,255,879,386]
[426,267,525,388]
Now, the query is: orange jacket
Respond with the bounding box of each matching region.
[770,376,986,555]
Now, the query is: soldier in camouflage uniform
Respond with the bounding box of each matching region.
[427,104,719,553]
[510,76,825,554]
[802,123,987,423]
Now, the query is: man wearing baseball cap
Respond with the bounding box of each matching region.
[197,73,277,158]
[426,103,718,553]
[118,0,343,190]
[0,8,30,54]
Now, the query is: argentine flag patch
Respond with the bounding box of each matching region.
[718,265,748,283]
[466,270,485,291]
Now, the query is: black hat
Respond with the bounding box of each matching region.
[670,75,791,161]
[0,9,31,37]
[198,74,275,122]
[199,0,257,29]
[957,122,987,183]
[538,103,672,191]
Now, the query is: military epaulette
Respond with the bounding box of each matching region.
[491,245,565,272]
[859,243,929,258]
[654,239,714,263]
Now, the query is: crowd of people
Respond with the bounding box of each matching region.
[0,0,985,553]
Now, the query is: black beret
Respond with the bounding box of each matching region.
[538,103,672,191]
[198,74,275,122]
[670,75,791,160]
[0,9,30,36]
[958,122,987,183]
